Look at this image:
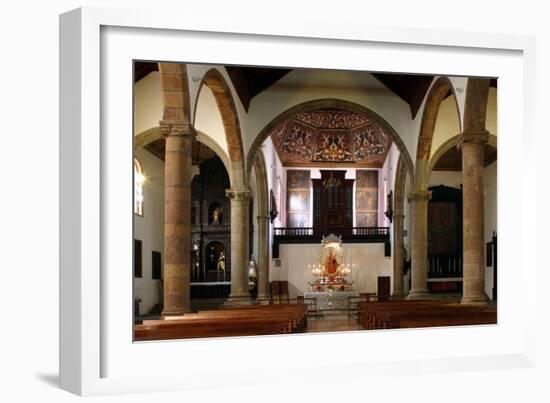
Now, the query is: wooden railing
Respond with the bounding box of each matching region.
[272,226,390,258]
[273,226,390,237]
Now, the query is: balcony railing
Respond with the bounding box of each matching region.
[272,226,390,258]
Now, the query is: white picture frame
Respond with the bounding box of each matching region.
[60,6,537,397]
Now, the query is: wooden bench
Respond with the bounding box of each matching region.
[357,300,496,330]
[134,304,307,341]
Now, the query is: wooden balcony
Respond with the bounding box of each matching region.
[272,226,390,258]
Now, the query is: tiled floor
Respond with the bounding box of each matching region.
[307,312,363,333]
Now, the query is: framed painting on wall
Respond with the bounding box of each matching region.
[59,6,537,398]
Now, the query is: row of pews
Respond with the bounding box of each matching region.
[357,299,497,330]
[134,304,308,341]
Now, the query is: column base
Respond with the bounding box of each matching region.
[161,308,192,318]
[406,289,431,300]
[460,294,488,305]
[256,293,270,301]
[224,294,254,306]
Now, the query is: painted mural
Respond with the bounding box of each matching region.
[270,108,392,166]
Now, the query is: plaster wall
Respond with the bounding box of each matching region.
[277,243,392,299]
[133,149,165,314]
[134,71,163,136]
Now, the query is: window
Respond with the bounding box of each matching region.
[134,158,144,216]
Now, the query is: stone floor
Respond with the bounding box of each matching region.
[306,312,363,333]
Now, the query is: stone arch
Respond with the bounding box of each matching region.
[134,127,232,181]
[428,133,497,176]
[193,68,247,189]
[252,150,270,299]
[463,78,491,133]
[416,76,462,163]
[246,98,415,182]
[392,154,408,296]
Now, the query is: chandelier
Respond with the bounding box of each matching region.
[322,172,341,190]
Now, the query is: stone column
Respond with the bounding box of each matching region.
[392,214,405,296]
[161,123,193,316]
[256,215,270,300]
[225,189,253,305]
[460,131,488,304]
[407,191,431,299]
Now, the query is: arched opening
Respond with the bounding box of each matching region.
[247,98,414,183]
[194,68,247,189]
[426,133,497,295]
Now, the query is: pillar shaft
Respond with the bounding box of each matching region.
[392,214,405,296]
[407,191,431,299]
[460,132,488,304]
[161,123,192,316]
[256,215,270,299]
[225,189,253,305]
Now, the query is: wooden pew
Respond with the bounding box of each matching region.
[357,300,496,330]
[135,304,307,341]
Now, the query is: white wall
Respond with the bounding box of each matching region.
[134,71,163,136]
[133,149,165,314]
[484,161,498,299]
[278,243,392,298]
[430,94,461,160]
[194,84,229,155]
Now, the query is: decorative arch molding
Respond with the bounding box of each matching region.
[246,98,415,183]
[252,149,270,299]
[193,68,247,189]
[463,78,491,132]
[134,126,232,183]
[427,133,497,177]
[392,154,408,296]
[416,76,462,163]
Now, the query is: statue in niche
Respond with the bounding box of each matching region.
[217,251,226,281]
[209,202,223,225]
[212,207,222,225]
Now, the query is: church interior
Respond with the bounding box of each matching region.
[132,62,498,341]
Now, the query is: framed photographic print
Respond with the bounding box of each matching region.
[60,6,537,397]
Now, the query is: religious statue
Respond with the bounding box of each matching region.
[217,251,226,281]
[325,248,339,276]
[212,206,222,225]
[308,234,354,292]
[248,256,258,289]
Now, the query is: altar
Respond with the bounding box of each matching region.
[304,290,357,311]
[304,234,357,311]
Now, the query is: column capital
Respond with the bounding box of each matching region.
[408,190,431,202]
[159,121,193,138]
[226,189,253,202]
[458,129,489,149]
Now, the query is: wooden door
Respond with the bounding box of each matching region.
[377,276,390,301]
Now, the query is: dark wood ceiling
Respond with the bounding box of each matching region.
[225,66,292,111]
[371,73,434,118]
[133,62,497,120]
[134,61,158,82]
[433,143,497,171]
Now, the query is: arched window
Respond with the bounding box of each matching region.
[134,158,144,216]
